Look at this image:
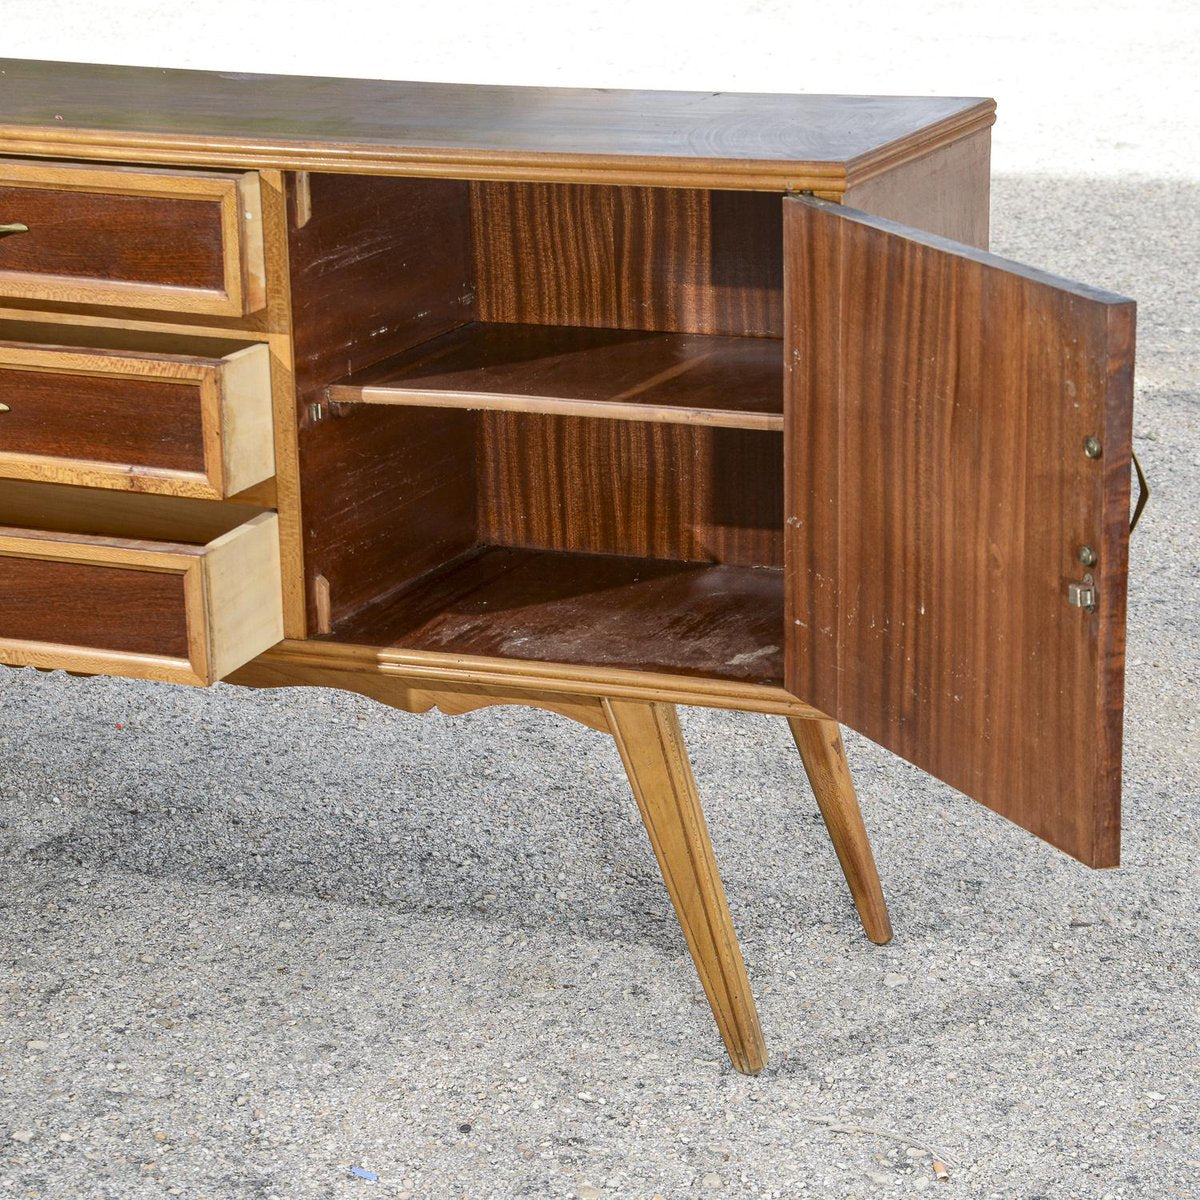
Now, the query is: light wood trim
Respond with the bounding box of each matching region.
[0,635,206,685]
[292,171,313,227]
[226,657,610,731]
[0,159,266,316]
[0,305,273,342]
[0,341,218,377]
[235,637,824,717]
[312,573,332,634]
[181,556,212,682]
[254,170,307,639]
[0,527,203,570]
[604,698,767,1074]
[330,384,784,433]
[787,717,892,945]
[200,511,284,680]
[0,104,995,193]
[0,340,274,499]
[235,170,267,313]
[214,342,275,495]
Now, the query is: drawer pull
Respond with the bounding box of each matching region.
[0,403,10,414]
[0,223,29,238]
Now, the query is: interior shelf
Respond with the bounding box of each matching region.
[323,546,785,685]
[326,322,784,431]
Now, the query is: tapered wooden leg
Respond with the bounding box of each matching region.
[603,698,767,1075]
[788,716,893,945]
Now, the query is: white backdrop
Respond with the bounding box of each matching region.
[2,0,1197,178]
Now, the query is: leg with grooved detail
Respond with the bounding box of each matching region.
[604,698,767,1075]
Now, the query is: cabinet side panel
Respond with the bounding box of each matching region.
[478,413,783,567]
[842,128,991,249]
[471,184,783,336]
[303,405,477,626]
[289,173,478,627]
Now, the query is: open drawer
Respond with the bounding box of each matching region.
[0,480,283,685]
[0,323,275,499]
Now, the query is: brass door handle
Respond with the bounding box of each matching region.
[1130,449,1149,535]
[0,222,29,238]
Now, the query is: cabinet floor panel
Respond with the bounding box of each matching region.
[324,547,785,684]
[326,322,783,431]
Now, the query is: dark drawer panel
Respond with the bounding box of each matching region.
[0,366,206,473]
[0,554,189,656]
[0,186,225,290]
[0,161,266,316]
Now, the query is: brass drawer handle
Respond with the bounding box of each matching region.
[0,403,9,414]
[0,222,29,238]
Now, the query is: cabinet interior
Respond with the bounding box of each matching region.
[292,173,788,684]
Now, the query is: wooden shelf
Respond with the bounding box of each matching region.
[324,547,785,685]
[326,322,784,431]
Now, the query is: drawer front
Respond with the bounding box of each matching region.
[0,340,274,498]
[0,160,266,316]
[0,510,283,685]
[1,554,190,656]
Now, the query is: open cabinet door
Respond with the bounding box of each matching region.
[783,196,1135,867]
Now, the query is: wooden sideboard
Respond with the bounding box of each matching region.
[0,60,1137,1075]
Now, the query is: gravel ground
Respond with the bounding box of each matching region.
[2,9,1199,1200]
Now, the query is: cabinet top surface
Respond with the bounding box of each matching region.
[0,58,994,188]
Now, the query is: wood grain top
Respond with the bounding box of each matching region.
[0,59,995,189]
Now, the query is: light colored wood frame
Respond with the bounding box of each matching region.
[0,510,283,685]
[0,160,266,316]
[605,698,768,1073]
[0,340,274,498]
[233,637,821,718]
[329,380,784,432]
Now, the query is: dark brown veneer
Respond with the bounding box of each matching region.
[0,555,189,656]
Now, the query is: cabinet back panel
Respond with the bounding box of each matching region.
[471,184,782,336]
[477,412,783,566]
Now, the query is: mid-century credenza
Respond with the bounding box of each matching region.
[0,60,1138,1074]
